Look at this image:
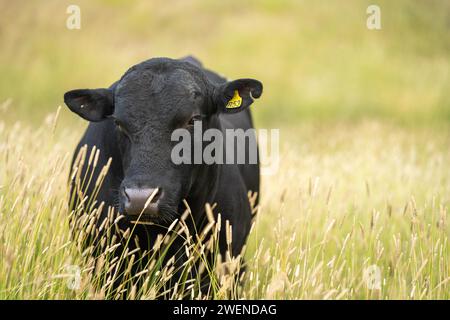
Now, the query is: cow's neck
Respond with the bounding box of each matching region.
[185,114,222,224]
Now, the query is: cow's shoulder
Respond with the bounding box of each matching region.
[179,55,227,85]
[214,164,253,252]
[180,55,203,68]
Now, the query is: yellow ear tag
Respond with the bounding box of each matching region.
[226,90,242,109]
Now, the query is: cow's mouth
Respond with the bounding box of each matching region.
[128,214,159,225]
[126,206,178,226]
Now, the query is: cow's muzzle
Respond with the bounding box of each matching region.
[121,187,163,217]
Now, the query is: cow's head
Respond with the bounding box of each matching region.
[64,57,262,222]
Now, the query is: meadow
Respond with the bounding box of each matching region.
[0,0,449,299]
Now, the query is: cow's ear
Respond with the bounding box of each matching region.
[64,88,114,122]
[214,79,263,114]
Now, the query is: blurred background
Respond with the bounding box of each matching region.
[1,0,449,127]
[1,0,450,299]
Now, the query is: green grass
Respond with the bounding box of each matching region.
[1,0,449,126]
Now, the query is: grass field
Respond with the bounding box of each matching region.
[0,114,449,299]
[0,0,449,299]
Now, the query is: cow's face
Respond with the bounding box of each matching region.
[64,58,262,223]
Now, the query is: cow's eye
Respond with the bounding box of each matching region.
[188,114,202,126]
[114,119,123,131]
[114,120,130,138]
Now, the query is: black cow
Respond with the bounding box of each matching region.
[64,56,262,294]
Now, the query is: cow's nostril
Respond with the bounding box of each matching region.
[122,187,163,216]
[151,188,163,202]
[122,187,131,202]
[143,188,163,205]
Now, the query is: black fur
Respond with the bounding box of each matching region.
[64,56,262,292]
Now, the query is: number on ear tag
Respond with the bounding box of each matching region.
[226,90,242,109]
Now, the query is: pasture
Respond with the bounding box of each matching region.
[0,0,449,299]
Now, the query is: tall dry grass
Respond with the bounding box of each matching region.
[0,107,449,299]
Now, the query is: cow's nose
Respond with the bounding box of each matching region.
[122,187,163,216]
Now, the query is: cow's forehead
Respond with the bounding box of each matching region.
[116,64,205,100]
[113,63,205,122]
[118,58,205,90]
